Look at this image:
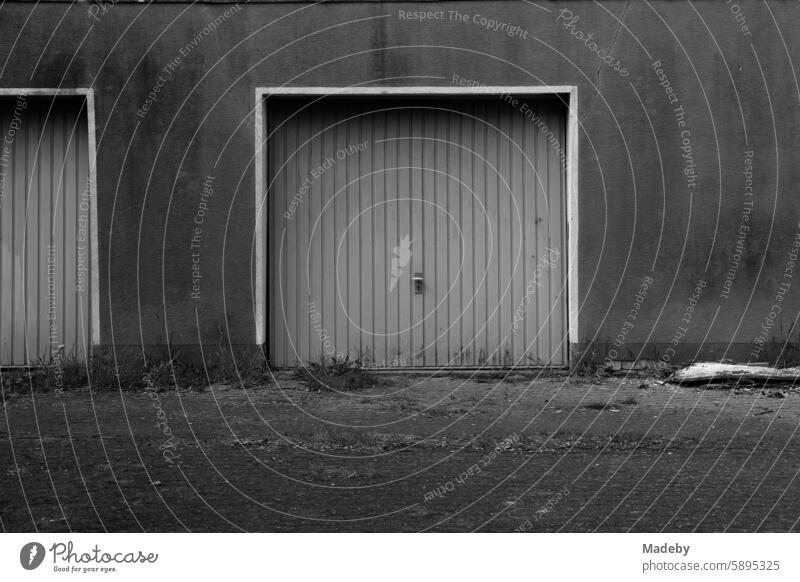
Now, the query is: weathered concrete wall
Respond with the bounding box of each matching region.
[1,0,797,366]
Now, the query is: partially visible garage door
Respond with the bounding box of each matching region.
[0,97,91,365]
[267,96,566,367]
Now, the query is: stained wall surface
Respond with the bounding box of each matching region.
[0,1,794,366]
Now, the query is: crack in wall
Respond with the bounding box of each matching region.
[580,0,631,124]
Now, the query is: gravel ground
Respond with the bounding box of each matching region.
[2,372,799,532]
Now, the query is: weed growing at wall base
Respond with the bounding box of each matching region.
[294,356,377,392]
[1,348,271,394]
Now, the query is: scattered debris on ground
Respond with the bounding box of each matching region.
[668,362,800,386]
[293,357,379,392]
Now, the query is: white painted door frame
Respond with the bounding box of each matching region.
[254,86,578,364]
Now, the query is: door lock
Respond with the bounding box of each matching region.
[412,273,424,294]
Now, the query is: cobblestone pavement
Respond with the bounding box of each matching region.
[2,373,799,531]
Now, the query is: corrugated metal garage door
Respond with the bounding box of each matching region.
[267,97,566,367]
[0,97,91,365]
